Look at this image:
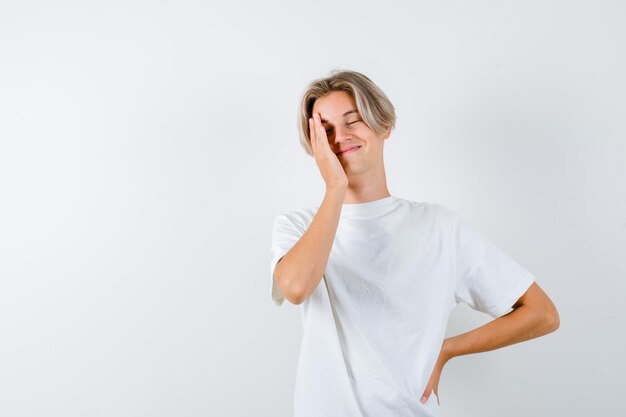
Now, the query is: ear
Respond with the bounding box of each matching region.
[382,127,391,140]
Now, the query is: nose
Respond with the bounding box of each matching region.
[332,124,352,145]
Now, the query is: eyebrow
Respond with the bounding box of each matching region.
[320,109,359,123]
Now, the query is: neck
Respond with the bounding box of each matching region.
[342,165,390,204]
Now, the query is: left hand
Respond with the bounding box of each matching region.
[420,339,453,405]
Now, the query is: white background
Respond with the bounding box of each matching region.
[1,1,624,416]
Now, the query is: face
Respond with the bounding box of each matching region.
[311,91,390,176]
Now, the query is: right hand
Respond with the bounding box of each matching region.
[310,112,349,188]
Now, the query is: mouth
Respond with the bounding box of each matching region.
[337,146,361,156]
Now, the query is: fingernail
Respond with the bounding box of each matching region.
[420,396,427,403]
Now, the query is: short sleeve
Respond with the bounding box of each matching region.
[270,213,303,306]
[454,216,536,318]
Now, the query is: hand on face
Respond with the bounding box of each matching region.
[310,112,349,189]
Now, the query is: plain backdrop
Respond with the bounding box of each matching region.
[0,1,624,416]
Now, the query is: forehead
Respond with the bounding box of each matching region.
[312,91,358,121]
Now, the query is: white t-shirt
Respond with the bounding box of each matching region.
[270,195,536,417]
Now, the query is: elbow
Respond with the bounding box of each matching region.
[274,258,314,305]
[282,283,308,305]
[538,303,560,334]
[548,307,560,332]
[545,295,560,332]
[275,273,308,305]
[287,291,306,305]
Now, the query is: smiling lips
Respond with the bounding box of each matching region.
[337,146,361,156]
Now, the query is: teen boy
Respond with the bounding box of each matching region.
[270,69,559,417]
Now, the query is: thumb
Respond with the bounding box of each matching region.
[420,386,432,404]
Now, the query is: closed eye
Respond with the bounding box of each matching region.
[326,120,362,133]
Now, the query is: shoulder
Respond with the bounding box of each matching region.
[396,197,462,224]
[426,202,462,222]
[272,206,317,233]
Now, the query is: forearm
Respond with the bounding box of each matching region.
[275,186,346,304]
[443,304,557,361]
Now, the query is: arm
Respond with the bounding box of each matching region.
[420,281,559,404]
[273,186,346,304]
[443,281,559,360]
[274,112,350,305]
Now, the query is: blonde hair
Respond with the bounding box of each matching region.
[297,69,396,157]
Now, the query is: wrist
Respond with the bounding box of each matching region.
[442,337,457,362]
[325,184,348,194]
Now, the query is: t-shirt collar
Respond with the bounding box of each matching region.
[339,195,400,218]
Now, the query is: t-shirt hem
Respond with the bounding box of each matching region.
[488,273,536,318]
[270,251,287,306]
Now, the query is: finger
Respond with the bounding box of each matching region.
[315,112,327,142]
[420,387,431,404]
[313,116,321,157]
[309,117,317,156]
